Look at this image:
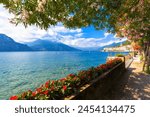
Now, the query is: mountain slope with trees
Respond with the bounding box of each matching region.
[26,39,80,51]
[0,34,32,51]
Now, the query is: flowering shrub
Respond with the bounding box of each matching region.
[10,58,122,100]
[116,54,125,57]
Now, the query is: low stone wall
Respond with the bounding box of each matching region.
[67,61,125,100]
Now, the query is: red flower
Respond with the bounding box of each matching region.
[50,86,55,91]
[36,88,42,93]
[52,80,55,85]
[63,85,67,91]
[99,64,108,70]
[43,90,49,95]
[60,78,66,81]
[45,80,50,88]
[32,92,36,97]
[10,95,18,100]
[68,74,75,77]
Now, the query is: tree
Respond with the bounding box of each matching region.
[113,0,150,72]
[0,0,123,30]
[0,0,150,72]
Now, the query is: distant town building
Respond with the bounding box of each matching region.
[102,45,133,52]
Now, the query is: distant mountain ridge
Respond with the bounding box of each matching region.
[99,42,124,51]
[77,41,125,51]
[0,33,124,52]
[0,34,32,51]
[26,39,79,51]
[0,34,79,52]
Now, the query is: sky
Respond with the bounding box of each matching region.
[0,5,126,48]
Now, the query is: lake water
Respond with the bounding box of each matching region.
[0,51,128,99]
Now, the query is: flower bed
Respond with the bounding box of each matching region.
[69,60,125,100]
[10,58,122,100]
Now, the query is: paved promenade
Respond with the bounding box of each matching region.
[109,58,150,100]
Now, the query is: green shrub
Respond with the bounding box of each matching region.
[116,54,124,57]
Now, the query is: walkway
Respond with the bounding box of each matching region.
[109,58,150,100]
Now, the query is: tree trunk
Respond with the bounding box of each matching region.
[147,45,150,73]
[142,44,147,71]
[143,42,150,73]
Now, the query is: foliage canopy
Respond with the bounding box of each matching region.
[1,0,149,41]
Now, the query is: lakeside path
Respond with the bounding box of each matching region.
[109,58,150,100]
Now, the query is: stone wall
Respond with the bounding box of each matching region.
[67,62,125,100]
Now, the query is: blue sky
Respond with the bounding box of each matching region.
[0,5,126,48]
[82,26,105,38]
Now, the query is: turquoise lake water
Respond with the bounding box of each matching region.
[0,51,128,99]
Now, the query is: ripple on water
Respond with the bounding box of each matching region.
[13,81,29,90]
[0,51,129,99]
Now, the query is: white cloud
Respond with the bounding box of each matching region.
[0,5,125,48]
[59,35,126,48]
[0,5,82,43]
[104,32,110,37]
[74,33,83,37]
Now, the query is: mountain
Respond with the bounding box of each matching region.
[77,42,125,51]
[0,34,32,51]
[98,41,125,51]
[0,34,79,52]
[76,47,99,51]
[26,39,80,51]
